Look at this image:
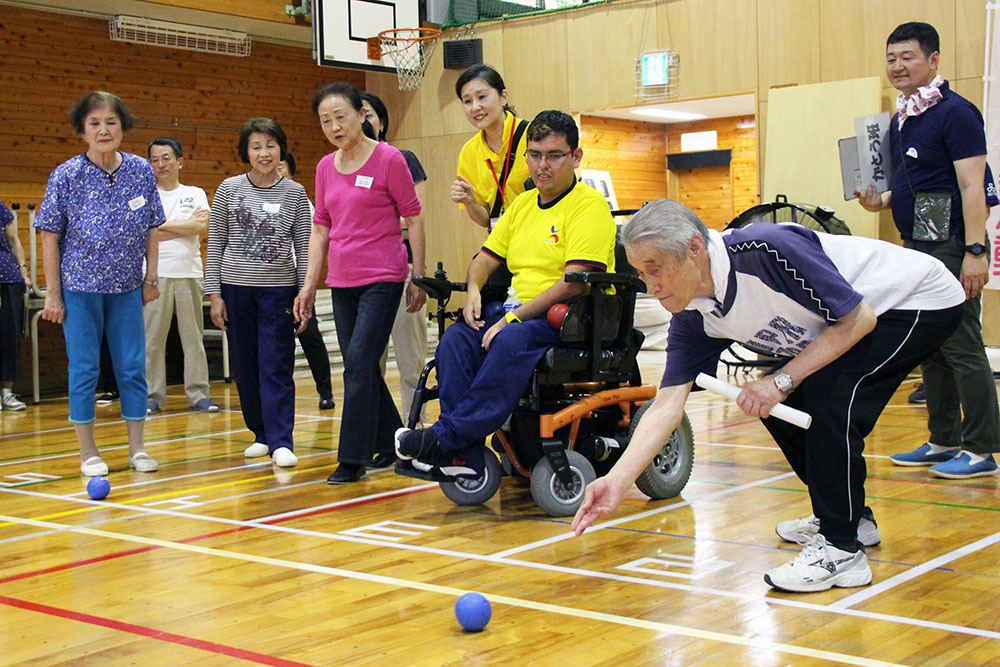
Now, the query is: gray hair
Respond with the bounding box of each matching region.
[621,199,710,260]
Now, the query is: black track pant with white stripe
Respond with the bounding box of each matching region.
[762,305,963,547]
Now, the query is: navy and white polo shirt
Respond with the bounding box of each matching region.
[660,224,965,388]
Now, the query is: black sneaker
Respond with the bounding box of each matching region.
[319,397,335,410]
[394,427,439,460]
[96,390,120,406]
[327,463,366,484]
[369,452,396,471]
[908,384,926,404]
[410,448,482,479]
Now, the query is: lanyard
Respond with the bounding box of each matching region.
[486,117,518,212]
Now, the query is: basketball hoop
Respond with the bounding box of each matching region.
[366,27,441,91]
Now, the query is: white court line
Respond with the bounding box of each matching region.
[0,513,905,667]
[489,472,796,558]
[3,485,999,643]
[697,441,894,461]
[0,415,331,469]
[831,530,1000,609]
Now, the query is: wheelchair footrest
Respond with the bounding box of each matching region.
[394,459,461,483]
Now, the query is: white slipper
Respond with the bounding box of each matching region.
[81,456,108,477]
[244,442,269,458]
[272,447,298,468]
[129,452,159,473]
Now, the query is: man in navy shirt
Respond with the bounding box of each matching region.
[859,22,999,479]
[571,199,965,593]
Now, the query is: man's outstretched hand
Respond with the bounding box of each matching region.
[571,476,627,536]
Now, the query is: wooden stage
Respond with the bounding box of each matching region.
[1,361,998,665]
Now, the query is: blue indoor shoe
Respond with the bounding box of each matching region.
[929,453,999,479]
[889,443,959,467]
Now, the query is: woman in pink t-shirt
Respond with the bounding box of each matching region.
[294,82,426,485]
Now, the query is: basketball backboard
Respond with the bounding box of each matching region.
[315,0,422,72]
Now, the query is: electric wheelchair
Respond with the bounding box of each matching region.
[396,233,695,517]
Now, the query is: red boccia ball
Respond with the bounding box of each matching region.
[547,303,569,330]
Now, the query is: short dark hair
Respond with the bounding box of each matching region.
[69,91,136,134]
[455,64,516,116]
[887,22,939,58]
[312,81,363,117]
[237,118,288,164]
[312,82,376,141]
[360,91,389,142]
[283,152,297,176]
[526,110,579,151]
[148,137,183,159]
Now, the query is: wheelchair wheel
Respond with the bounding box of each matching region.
[439,448,502,506]
[631,401,695,500]
[530,449,596,517]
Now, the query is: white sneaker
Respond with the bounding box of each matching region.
[81,456,109,477]
[765,534,872,593]
[244,442,269,458]
[1,393,26,411]
[272,447,297,467]
[776,507,880,547]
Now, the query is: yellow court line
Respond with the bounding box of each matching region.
[1,463,337,526]
[0,513,905,667]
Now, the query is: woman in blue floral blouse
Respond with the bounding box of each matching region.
[35,91,165,476]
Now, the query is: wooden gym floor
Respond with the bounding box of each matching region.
[0,358,998,666]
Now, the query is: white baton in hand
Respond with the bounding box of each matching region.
[695,373,813,429]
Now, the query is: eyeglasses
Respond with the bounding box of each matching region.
[524,150,572,164]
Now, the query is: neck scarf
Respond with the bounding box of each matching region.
[896,74,944,129]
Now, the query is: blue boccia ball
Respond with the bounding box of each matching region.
[482,301,505,322]
[87,476,111,500]
[455,592,491,632]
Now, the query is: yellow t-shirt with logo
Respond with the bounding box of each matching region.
[456,111,532,216]
[481,180,616,302]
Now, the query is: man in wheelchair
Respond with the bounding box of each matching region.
[394,110,616,479]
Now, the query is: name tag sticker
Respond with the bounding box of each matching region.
[128,195,146,211]
[355,175,374,189]
[262,203,281,213]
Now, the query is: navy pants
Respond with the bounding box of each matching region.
[330,281,404,465]
[762,306,963,547]
[221,284,297,454]
[431,316,559,467]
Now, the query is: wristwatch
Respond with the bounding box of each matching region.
[772,370,795,395]
[143,279,159,287]
[965,242,987,256]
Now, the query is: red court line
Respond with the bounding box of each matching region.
[0,595,313,666]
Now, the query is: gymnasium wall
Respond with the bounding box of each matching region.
[578,116,668,211]
[0,6,362,395]
[365,0,987,273]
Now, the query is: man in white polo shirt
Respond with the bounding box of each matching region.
[145,138,218,414]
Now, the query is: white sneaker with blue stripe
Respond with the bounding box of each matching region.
[765,534,872,593]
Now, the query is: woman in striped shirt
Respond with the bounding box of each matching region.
[206,118,312,468]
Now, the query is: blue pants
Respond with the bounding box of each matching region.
[431,317,559,464]
[330,281,404,464]
[63,289,146,423]
[221,284,297,453]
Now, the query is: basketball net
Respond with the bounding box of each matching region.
[370,28,441,91]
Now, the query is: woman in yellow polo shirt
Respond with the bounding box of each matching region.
[450,65,532,230]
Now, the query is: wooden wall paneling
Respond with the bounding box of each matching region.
[763,77,881,238]
[579,116,667,210]
[365,71,425,144]
[756,0,821,101]
[656,0,758,100]
[665,115,758,224]
[566,0,661,112]
[502,15,569,120]
[951,76,984,108]
[817,0,956,84]
[122,0,304,25]
[955,0,988,80]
